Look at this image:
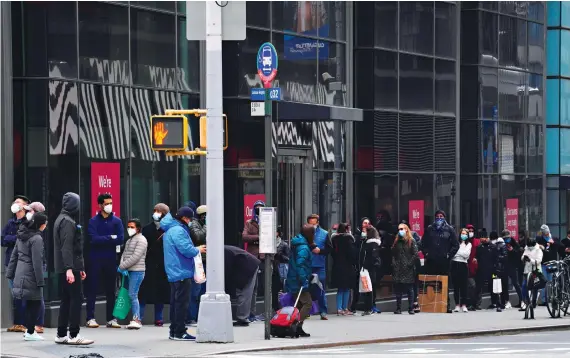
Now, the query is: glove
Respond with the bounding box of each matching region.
[117,268,128,276]
[111,235,117,239]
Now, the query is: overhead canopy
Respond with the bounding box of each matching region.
[272,101,363,122]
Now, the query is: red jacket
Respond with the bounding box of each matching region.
[468,238,480,277]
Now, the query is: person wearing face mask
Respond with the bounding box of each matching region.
[519,237,543,311]
[502,229,522,309]
[307,214,331,320]
[6,212,48,341]
[349,217,371,313]
[359,227,382,316]
[475,231,502,312]
[391,224,419,315]
[85,193,125,329]
[187,205,207,326]
[466,224,482,311]
[139,203,171,326]
[242,200,266,322]
[118,219,148,330]
[161,206,206,341]
[450,228,472,313]
[3,194,30,333]
[537,224,559,305]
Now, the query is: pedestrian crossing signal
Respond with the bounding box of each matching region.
[150,115,188,151]
[199,115,228,150]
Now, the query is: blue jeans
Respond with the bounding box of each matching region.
[8,279,25,325]
[187,281,206,322]
[336,288,350,311]
[522,277,538,305]
[540,265,553,302]
[128,271,145,319]
[312,267,328,315]
[139,303,164,322]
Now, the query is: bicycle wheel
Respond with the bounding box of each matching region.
[546,278,561,318]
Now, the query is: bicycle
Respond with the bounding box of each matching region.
[544,258,570,318]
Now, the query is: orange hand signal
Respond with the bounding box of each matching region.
[154,122,168,145]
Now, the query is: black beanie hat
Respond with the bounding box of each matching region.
[435,209,446,218]
[29,212,48,230]
[490,231,499,240]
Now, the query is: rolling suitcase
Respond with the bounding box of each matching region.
[270,286,304,338]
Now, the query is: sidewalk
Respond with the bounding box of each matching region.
[2,309,570,358]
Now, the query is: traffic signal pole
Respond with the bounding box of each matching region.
[196,1,234,343]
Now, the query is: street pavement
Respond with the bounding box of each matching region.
[230,330,570,357]
[1,308,570,358]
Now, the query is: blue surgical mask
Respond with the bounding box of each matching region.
[361,231,366,238]
[398,230,405,237]
[505,238,511,243]
[461,234,468,241]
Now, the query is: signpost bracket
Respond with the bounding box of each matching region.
[165,149,208,156]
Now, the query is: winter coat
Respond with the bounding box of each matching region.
[273,238,290,270]
[452,242,472,263]
[560,237,570,259]
[376,221,395,275]
[87,212,125,260]
[1,217,23,267]
[468,238,480,277]
[537,235,560,263]
[139,222,170,304]
[160,213,200,283]
[242,219,260,257]
[286,234,312,293]
[504,238,521,270]
[391,238,419,284]
[53,193,84,273]
[6,224,45,300]
[494,238,508,276]
[311,226,330,268]
[119,233,148,271]
[521,246,543,274]
[189,218,207,262]
[331,233,356,289]
[475,242,497,279]
[224,245,260,292]
[421,222,459,262]
[358,237,382,271]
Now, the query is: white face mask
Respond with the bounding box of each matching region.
[152,212,162,222]
[127,228,137,237]
[468,232,474,238]
[103,204,113,214]
[11,203,21,214]
[491,239,497,244]
[26,212,33,221]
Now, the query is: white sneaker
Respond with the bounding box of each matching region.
[106,319,121,328]
[86,319,99,328]
[127,320,142,330]
[461,305,468,313]
[521,302,527,310]
[453,305,460,312]
[505,302,512,309]
[23,332,44,341]
[54,335,69,344]
[67,334,94,345]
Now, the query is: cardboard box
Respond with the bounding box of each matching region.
[418,274,448,313]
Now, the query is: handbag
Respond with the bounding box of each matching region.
[193,254,207,284]
[492,276,502,294]
[359,268,373,293]
[112,276,132,320]
[528,263,547,290]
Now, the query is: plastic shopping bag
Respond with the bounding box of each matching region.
[492,277,502,294]
[359,268,373,293]
[112,276,131,320]
[194,254,207,284]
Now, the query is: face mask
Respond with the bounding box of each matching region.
[188,220,192,228]
[435,218,444,227]
[398,230,406,237]
[103,204,113,214]
[26,212,33,221]
[491,239,497,244]
[153,212,162,222]
[461,234,468,241]
[332,229,337,234]
[11,203,21,214]
[505,238,511,243]
[468,232,474,238]
[127,228,137,237]
[361,231,366,238]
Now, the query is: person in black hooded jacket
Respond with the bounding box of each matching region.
[502,230,522,309]
[349,217,372,313]
[475,231,502,312]
[359,227,382,316]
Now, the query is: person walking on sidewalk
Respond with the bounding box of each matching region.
[502,229,522,309]
[139,203,171,326]
[392,223,419,315]
[224,245,260,327]
[307,214,331,320]
[6,212,48,341]
[118,219,148,330]
[286,224,314,338]
[85,193,125,329]
[331,223,356,315]
[467,225,481,311]
[450,228,471,313]
[161,207,206,341]
[53,192,93,345]
[359,227,382,316]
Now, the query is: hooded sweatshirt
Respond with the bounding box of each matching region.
[242,200,265,257]
[53,192,85,273]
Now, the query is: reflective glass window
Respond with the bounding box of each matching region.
[435,60,456,116]
[372,111,398,171]
[546,128,560,174]
[317,41,346,106]
[246,1,270,28]
[528,73,543,122]
[399,174,434,225]
[460,120,498,173]
[498,70,526,121]
[399,54,433,113]
[561,30,570,77]
[547,1,561,26]
[562,79,570,126]
[375,1,398,49]
[499,16,527,69]
[547,30,560,76]
[435,117,456,172]
[500,1,528,18]
[131,1,175,11]
[480,12,498,66]
[563,2,570,27]
[528,1,545,22]
[562,129,570,175]
[460,66,479,119]
[178,19,201,93]
[547,79,560,125]
[374,50,398,110]
[481,67,498,120]
[399,114,434,171]
[497,122,526,174]
[400,2,434,56]
[435,2,456,58]
[527,124,544,174]
[527,22,544,73]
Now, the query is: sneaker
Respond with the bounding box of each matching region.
[408,310,415,315]
[372,306,381,314]
[487,304,497,310]
[496,307,503,312]
[23,332,44,341]
[297,326,310,338]
[320,314,328,320]
[361,311,373,316]
[187,320,198,327]
[54,335,69,344]
[394,309,402,315]
[155,320,164,327]
[106,319,121,328]
[413,303,421,313]
[505,302,512,309]
[255,314,265,322]
[86,319,99,328]
[172,332,196,341]
[67,334,94,345]
[519,302,527,312]
[461,305,468,313]
[127,320,142,330]
[233,320,250,327]
[453,305,460,312]
[34,326,44,334]
[7,325,27,333]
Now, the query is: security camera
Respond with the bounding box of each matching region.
[321,72,343,92]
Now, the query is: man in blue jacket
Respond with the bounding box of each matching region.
[161,207,206,341]
[307,214,330,320]
[2,194,30,333]
[85,193,124,329]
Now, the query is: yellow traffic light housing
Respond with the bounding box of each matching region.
[199,115,228,150]
[150,115,188,151]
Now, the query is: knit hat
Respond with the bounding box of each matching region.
[490,231,499,240]
[24,202,46,213]
[154,203,170,214]
[176,206,194,220]
[466,224,475,230]
[501,229,511,238]
[29,212,48,229]
[196,205,207,215]
[435,209,446,218]
[13,195,30,204]
[479,230,489,239]
[540,224,550,235]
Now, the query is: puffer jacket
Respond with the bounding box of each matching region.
[119,233,148,272]
[421,222,459,261]
[160,213,200,282]
[6,223,45,300]
[189,218,207,262]
[522,245,543,274]
[311,226,330,268]
[286,234,312,293]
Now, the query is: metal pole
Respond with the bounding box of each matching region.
[264,88,273,340]
[196,1,234,343]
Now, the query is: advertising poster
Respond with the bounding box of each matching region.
[506,198,519,240]
[409,200,425,238]
[283,1,329,60]
[91,162,121,217]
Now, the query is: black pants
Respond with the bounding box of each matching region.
[25,300,42,334]
[468,278,482,308]
[350,273,360,311]
[503,267,522,304]
[169,279,191,338]
[476,276,501,307]
[395,283,414,311]
[364,271,377,311]
[57,271,83,338]
[271,269,282,312]
[424,258,451,310]
[450,261,469,306]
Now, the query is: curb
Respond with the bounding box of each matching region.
[205,323,570,356]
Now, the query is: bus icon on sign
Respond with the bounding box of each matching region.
[262,46,272,68]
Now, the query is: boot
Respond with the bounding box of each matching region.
[395,298,402,314]
[297,323,310,338]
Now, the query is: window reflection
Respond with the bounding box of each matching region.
[312,171,345,231]
[460,175,499,232]
[354,174,398,229]
[272,1,344,41]
[399,2,434,56]
[435,2,457,58]
[374,50,398,110]
[399,54,433,113]
[528,74,543,122]
[481,12,498,64]
[528,22,544,73]
[435,174,456,225]
[374,1,398,49]
[499,70,526,121]
[499,16,527,69]
[435,60,456,116]
[177,19,200,93]
[435,117,456,172]
[317,41,346,106]
[460,120,498,173]
[314,121,345,170]
[481,67,498,120]
[497,122,526,175]
[399,174,434,227]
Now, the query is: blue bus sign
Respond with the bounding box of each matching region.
[267,88,281,100]
[250,88,265,101]
[257,42,278,87]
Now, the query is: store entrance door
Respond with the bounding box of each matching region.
[277,148,312,242]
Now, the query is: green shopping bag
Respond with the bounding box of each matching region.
[112,276,131,320]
